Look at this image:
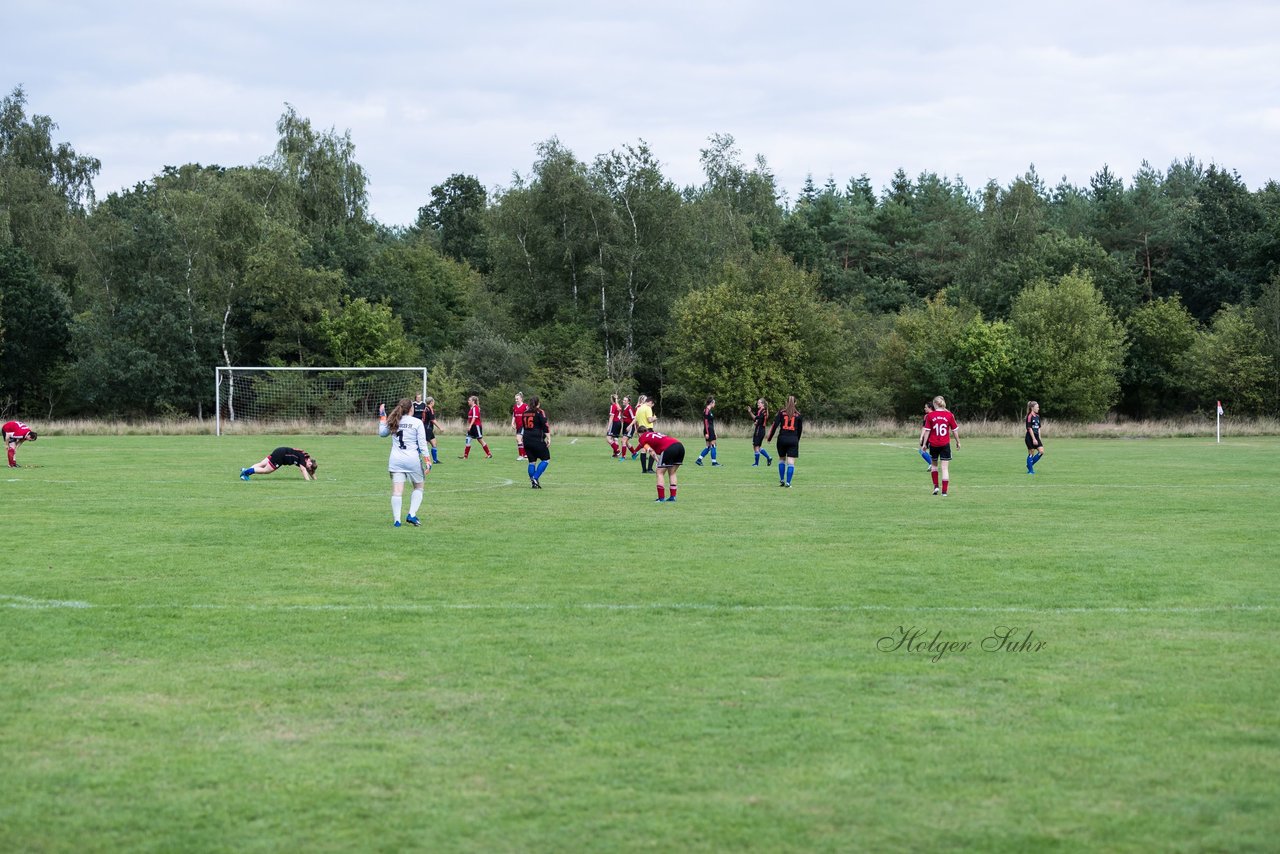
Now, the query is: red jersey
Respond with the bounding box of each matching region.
[635,430,678,454]
[924,409,958,447]
[3,421,33,440]
[608,402,622,424]
[468,404,482,427]
[621,405,635,426]
[512,402,528,428]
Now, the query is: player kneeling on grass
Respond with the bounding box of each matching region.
[380,397,432,527]
[241,447,317,481]
[634,429,684,502]
[4,420,38,468]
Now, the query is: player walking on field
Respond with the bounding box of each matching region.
[420,395,441,463]
[380,397,432,527]
[620,395,637,461]
[605,393,625,459]
[3,420,38,467]
[919,401,935,470]
[634,428,685,502]
[767,396,803,488]
[461,395,492,459]
[748,399,773,467]
[921,395,960,495]
[1025,401,1045,474]
[240,447,318,481]
[520,395,552,488]
[695,397,721,466]
[512,392,528,461]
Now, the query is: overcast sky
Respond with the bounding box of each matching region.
[7,0,1279,225]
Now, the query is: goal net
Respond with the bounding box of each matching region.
[215,366,427,435]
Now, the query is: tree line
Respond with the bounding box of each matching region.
[2,86,1277,424]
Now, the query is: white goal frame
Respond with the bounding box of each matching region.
[215,366,428,435]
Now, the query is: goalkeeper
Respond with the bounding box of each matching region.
[379,397,432,527]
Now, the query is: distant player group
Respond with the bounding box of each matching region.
[5,394,1047,526]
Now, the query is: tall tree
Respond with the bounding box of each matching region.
[1009,270,1128,419]
[417,173,490,272]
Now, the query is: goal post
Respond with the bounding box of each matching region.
[215,366,428,435]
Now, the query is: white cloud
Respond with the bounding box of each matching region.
[5,0,1278,223]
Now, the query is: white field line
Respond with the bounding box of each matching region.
[1,595,1271,615]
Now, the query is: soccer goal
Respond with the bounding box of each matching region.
[215,366,428,435]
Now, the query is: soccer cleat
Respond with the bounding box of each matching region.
[784,483,792,488]
[695,458,704,466]
[665,496,677,502]
[240,469,252,480]
[751,462,759,467]
[779,481,787,487]
[932,487,941,495]
[393,520,402,527]
[941,492,949,497]
[654,497,666,502]
[711,462,721,467]
[405,515,422,527]
[631,452,638,460]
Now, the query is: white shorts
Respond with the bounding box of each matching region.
[389,452,425,484]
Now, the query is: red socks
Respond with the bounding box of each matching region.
[931,470,939,488]
[656,485,665,500]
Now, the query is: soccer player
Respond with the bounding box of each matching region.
[633,394,656,473]
[379,397,432,527]
[767,396,803,487]
[3,420,38,468]
[920,395,960,496]
[240,447,318,481]
[512,392,528,461]
[520,395,552,488]
[620,395,637,461]
[605,393,625,459]
[422,395,441,463]
[634,428,685,502]
[919,401,935,469]
[695,396,721,466]
[1025,400,1045,474]
[748,398,773,467]
[460,395,492,459]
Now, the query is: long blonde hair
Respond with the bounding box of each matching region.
[933,395,947,410]
[784,395,798,417]
[387,398,412,432]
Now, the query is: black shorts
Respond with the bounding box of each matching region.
[524,435,550,462]
[1025,434,1041,450]
[753,426,766,447]
[929,443,952,462]
[423,425,436,441]
[704,427,717,442]
[656,442,685,468]
[607,422,622,438]
[776,437,799,459]
[268,447,306,469]
[467,424,484,440]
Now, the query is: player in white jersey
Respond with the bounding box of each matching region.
[379,397,432,527]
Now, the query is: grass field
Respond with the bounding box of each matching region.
[3,433,1278,852]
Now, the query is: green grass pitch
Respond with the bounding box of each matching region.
[3,434,1278,851]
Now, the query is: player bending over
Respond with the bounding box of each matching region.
[241,447,318,481]
[4,420,38,468]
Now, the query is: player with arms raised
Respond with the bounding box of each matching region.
[380,397,432,527]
